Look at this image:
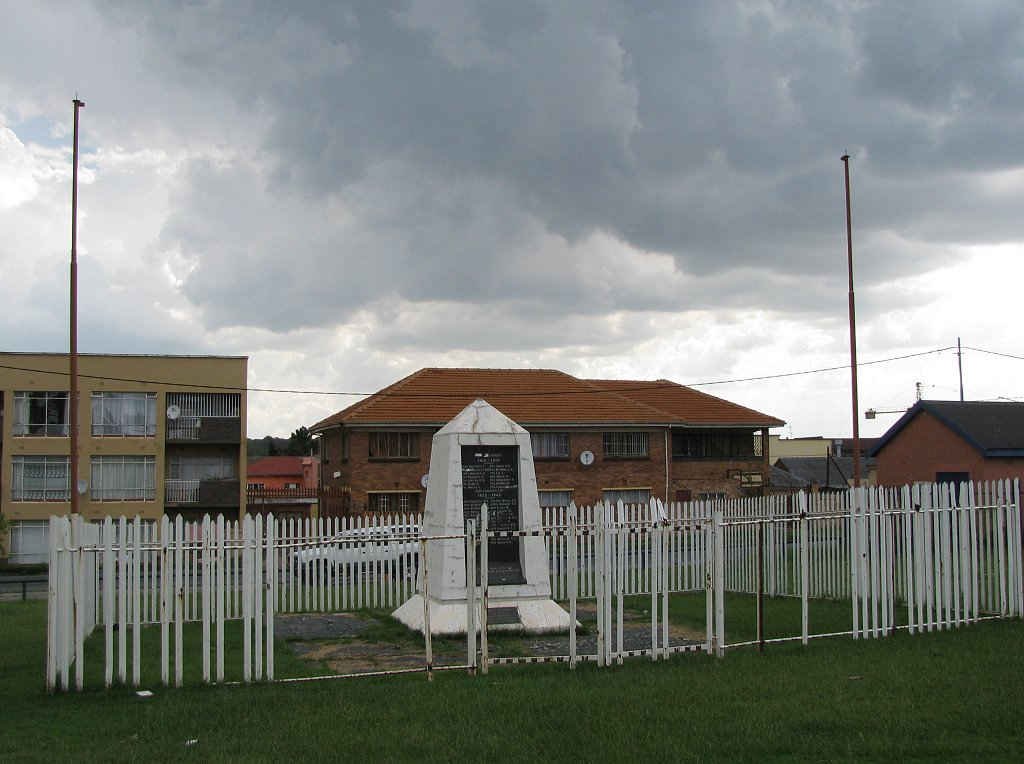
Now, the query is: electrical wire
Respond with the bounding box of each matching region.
[0,345,956,397]
[964,346,1024,362]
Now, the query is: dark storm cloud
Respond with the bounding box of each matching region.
[97,1,1024,340]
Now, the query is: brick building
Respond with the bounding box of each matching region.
[310,368,783,514]
[871,400,1024,486]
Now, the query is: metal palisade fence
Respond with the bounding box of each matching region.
[46,479,1023,691]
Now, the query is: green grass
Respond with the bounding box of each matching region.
[4,600,1024,761]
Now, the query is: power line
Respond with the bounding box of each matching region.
[0,345,955,397]
[686,346,955,386]
[964,346,1024,362]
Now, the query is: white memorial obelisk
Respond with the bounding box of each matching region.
[392,399,572,634]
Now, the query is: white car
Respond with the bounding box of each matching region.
[291,524,420,576]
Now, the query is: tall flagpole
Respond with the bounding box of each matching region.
[70,98,85,514]
[841,154,861,488]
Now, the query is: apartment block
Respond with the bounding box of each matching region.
[1,353,247,563]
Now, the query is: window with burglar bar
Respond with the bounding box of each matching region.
[90,456,156,501]
[91,392,157,436]
[368,432,419,459]
[367,492,420,513]
[531,432,570,459]
[602,431,649,458]
[11,456,70,501]
[12,391,69,436]
[672,430,756,459]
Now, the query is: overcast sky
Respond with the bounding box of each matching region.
[3,1,1024,439]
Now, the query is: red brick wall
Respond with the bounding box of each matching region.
[876,411,1024,485]
[319,426,767,511]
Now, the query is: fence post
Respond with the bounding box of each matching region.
[216,514,225,683]
[568,503,578,669]
[132,517,142,687]
[595,502,605,667]
[660,500,670,660]
[479,502,489,675]
[465,518,477,675]
[421,536,433,681]
[242,515,252,683]
[649,499,658,662]
[103,517,114,688]
[160,515,170,686]
[175,514,184,687]
[266,514,275,681]
[615,500,624,666]
[45,517,59,692]
[799,493,809,646]
[756,519,765,653]
[202,515,211,683]
[713,508,725,658]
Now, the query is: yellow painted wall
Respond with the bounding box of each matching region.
[0,353,247,524]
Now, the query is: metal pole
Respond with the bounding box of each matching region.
[957,337,964,401]
[70,98,85,514]
[841,154,862,487]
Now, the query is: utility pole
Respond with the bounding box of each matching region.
[957,337,964,401]
[841,154,861,488]
[70,97,85,514]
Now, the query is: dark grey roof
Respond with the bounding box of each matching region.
[870,401,1024,458]
[775,456,866,490]
[768,464,807,490]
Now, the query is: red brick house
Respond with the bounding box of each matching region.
[246,455,319,518]
[310,368,784,514]
[871,400,1024,486]
[247,455,319,490]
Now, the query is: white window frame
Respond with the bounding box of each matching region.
[90,455,156,502]
[11,456,70,501]
[367,491,421,513]
[91,392,157,437]
[531,432,570,459]
[167,454,236,481]
[602,488,652,506]
[603,432,649,458]
[538,489,574,508]
[12,391,69,437]
[8,521,50,563]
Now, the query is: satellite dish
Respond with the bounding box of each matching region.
[166,404,181,420]
[579,450,595,466]
[420,474,429,488]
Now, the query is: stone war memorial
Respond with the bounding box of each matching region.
[392,399,573,634]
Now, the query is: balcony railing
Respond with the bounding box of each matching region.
[166,479,200,503]
[166,416,241,443]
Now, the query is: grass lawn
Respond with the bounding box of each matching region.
[3,599,1024,762]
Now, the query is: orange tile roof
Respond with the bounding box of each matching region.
[311,368,784,430]
[247,456,306,477]
[584,379,784,427]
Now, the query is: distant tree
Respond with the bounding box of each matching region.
[287,426,314,455]
[264,435,279,456]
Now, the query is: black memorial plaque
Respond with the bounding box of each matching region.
[462,445,525,585]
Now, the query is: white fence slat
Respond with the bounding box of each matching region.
[160,515,170,686]
[174,515,184,687]
[216,514,225,683]
[202,515,211,683]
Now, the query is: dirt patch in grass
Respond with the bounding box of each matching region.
[281,604,704,675]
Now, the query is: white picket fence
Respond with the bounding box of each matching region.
[45,480,1023,690]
